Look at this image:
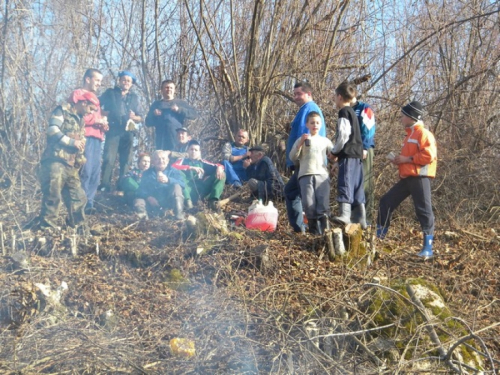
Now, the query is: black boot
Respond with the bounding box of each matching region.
[318,215,330,235]
[208,199,221,213]
[308,219,321,235]
[174,197,185,220]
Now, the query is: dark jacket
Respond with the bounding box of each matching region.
[145,99,197,151]
[246,156,284,198]
[99,87,142,134]
[332,106,363,159]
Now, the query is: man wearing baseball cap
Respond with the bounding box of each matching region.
[35,89,98,230]
[244,145,284,202]
[167,127,192,162]
[377,101,437,259]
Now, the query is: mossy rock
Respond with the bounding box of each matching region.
[164,269,190,292]
[363,278,484,371]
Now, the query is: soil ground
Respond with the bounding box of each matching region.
[0,186,499,374]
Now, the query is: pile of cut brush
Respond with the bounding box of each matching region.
[0,186,499,374]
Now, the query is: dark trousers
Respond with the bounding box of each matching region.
[337,158,365,206]
[284,169,305,232]
[80,137,102,208]
[378,176,435,235]
[101,131,134,190]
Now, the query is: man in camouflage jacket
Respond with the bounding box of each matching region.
[37,89,99,230]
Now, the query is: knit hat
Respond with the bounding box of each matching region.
[118,70,137,84]
[401,101,424,121]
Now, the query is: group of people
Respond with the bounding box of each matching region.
[282,81,437,258]
[33,69,438,258]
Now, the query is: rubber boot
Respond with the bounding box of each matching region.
[332,203,351,225]
[174,197,185,220]
[318,215,330,235]
[376,225,388,239]
[417,234,434,258]
[308,219,320,235]
[351,204,367,229]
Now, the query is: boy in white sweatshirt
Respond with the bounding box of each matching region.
[290,112,334,234]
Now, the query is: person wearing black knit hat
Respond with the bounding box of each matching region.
[401,101,424,121]
[377,100,437,259]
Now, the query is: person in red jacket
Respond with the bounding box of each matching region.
[377,101,437,258]
[79,69,109,214]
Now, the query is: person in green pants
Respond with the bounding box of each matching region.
[171,140,226,212]
[118,152,150,204]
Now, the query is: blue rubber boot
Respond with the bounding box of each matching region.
[417,234,434,258]
[376,225,388,239]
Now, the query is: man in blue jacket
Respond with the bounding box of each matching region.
[222,129,251,187]
[134,150,185,220]
[285,82,326,233]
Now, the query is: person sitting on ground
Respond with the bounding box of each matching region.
[172,140,226,212]
[118,152,150,204]
[167,127,192,162]
[222,129,251,188]
[134,150,185,220]
[36,89,99,230]
[244,145,284,203]
[290,112,334,235]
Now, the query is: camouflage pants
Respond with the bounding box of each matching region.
[39,161,87,228]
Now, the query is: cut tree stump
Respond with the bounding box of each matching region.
[344,223,362,255]
[185,211,228,239]
[333,228,346,257]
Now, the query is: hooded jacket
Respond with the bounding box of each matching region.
[399,122,437,179]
